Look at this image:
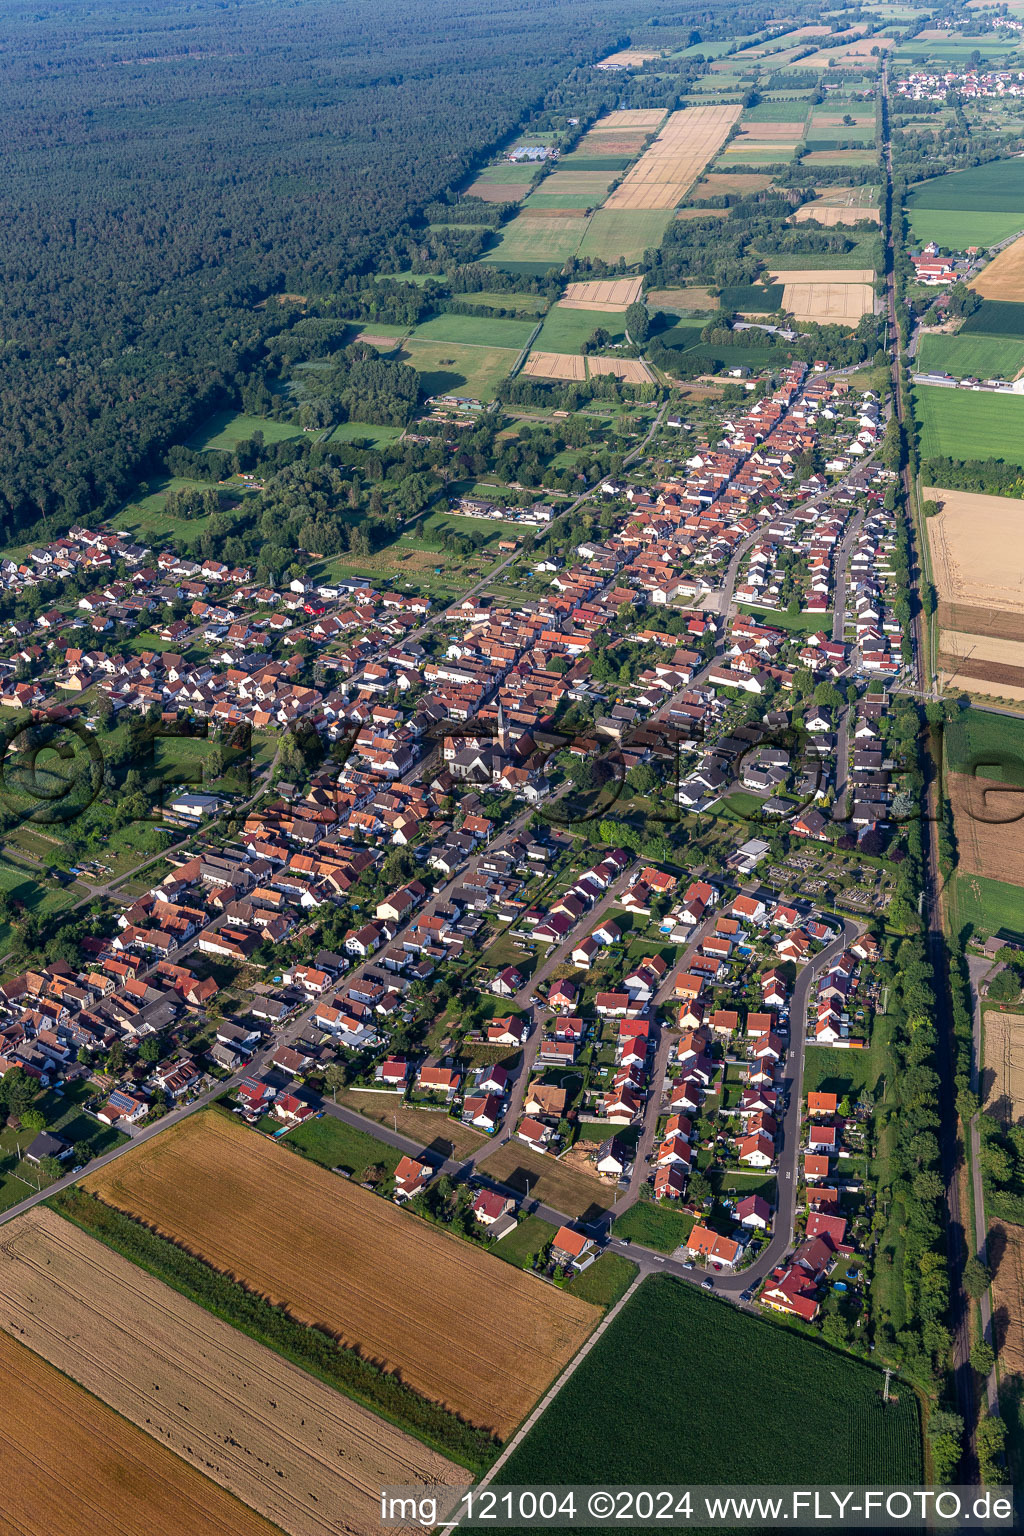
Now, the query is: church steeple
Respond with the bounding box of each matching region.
[497,699,509,754]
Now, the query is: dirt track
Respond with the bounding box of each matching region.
[0,1207,465,1536]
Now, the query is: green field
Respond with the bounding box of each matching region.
[533,304,625,353]
[907,159,1024,248]
[493,1275,923,1487]
[188,410,304,452]
[397,339,519,401]
[285,1114,401,1180]
[564,1253,638,1308]
[613,1199,694,1253]
[916,332,1024,382]
[961,301,1024,339]
[802,149,879,166]
[913,384,1024,464]
[576,210,674,266]
[721,283,784,311]
[762,237,881,271]
[523,192,600,210]
[481,215,586,270]
[408,311,538,349]
[742,100,810,122]
[656,319,708,349]
[736,604,834,631]
[908,209,1024,248]
[944,707,1024,781]
[949,871,1024,943]
[557,155,633,171]
[469,162,537,184]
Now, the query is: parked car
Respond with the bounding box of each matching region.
[702,1278,714,1291]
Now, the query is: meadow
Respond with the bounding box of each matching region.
[398,339,519,401]
[912,384,1024,465]
[409,311,538,349]
[187,410,304,452]
[721,282,784,310]
[481,216,586,270]
[576,210,674,265]
[915,332,1024,380]
[533,304,625,353]
[493,1275,923,1486]
[613,1197,694,1252]
[907,159,1024,247]
[948,870,1024,942]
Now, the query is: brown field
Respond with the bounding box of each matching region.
[971,234,1024,302]
[989,1220,1024,1380]
[646,286,719,310]
[812,113,874,127]
[83,1110,599,1437]
[792,203,879,226]
[803,149,879,164]
[522,351,587,381]
[480,1140,612,1220]
[782,282,875,323]
[572,132,649,157]
[562,277,643,310]
[769,266,875,285]
[596,109,667,129]
[925,486,1024,616]
[0,1328,277,1536]
[798,37,893,66]
[587,356,658,383]
[940,666,1024,701]
[983,1008,1024,1124]
[520,206,589,219]
[465,180,528,203]
[0,1208,464,1536]
[338,1090,489,1158]
[736,122,805,140]
[357,332,404,348]
[596,49,663,68]
[949,773,1024,884]
[694,172,775,196]
[604,104,743,211]
[938,600,1024,643]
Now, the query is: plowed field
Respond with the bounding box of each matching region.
[84,1110,599,1438]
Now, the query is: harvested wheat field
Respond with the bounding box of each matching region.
[596,108,667,129]
[989,1220,1024,1379]
[695,172,775,196]
[939,628,1024,671]
[792,202,879,226]
[925,486,1024,615]
[646,286,719,310]
[587,356,658,383]
[782,282,875,323]
[604,105,742,211]
[562,277,643,310]
[949,773,1024,883]
[596,49,662,69]
[0,1328,276,1536]
[522,351,587,381]
[769,266,875,285]
[0,1207,464,1536]
[84,1111,599,1438]
[940,669,1024,704]
[983,1008,1024,1125]
[971,234,1024,302]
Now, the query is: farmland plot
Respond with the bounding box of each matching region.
[971,235,1024,303]
[948,774,1024,884]
[924,487,1024,613]
[562,277,643,310]
[782,281,875,324]
[83,1110,599,1438]
[0,1208,464,1536]
[983,1009,1024,1125]
[989,1220,1024,1378]
[914,388,1024,464]
[604,105,743,211]
[0,1329,276,1536]
[522,351,587,381]
[576,210,674,264]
